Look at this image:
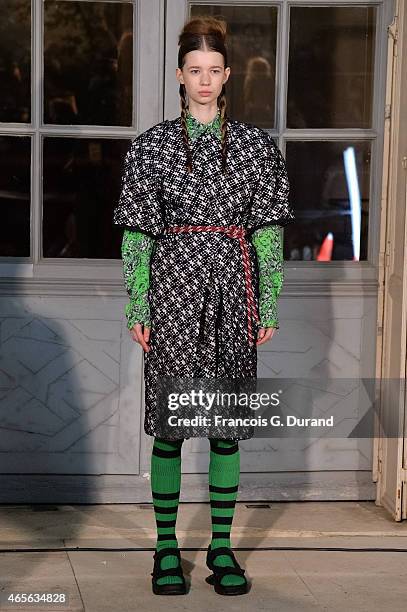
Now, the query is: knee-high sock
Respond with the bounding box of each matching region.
[150,437,184,586]
[208,438,246,587]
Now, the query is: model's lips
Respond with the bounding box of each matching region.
[198,91,212,94]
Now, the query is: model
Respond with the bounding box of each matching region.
[113,15,295,597]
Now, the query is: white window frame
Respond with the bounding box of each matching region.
[0,0,165,290]
[166,0,395,295]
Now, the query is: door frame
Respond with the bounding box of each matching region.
[375,0,407,521]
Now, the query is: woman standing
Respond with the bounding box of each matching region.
[113,15,295,597]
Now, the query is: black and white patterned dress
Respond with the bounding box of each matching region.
[113,116,295,439]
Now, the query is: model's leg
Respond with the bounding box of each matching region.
[150,437,184,586]
[208,438,246,587]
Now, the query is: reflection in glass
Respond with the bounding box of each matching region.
[0,137,31,256]
[288,6,376,128]
[284,141,370,261]
[43,138,130,258]
[191,5,277,127]
[0,0,31,123]
[44,1,133,126]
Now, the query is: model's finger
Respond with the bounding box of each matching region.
[129,324,140,341]
[130,323,149,352]
[256,326,267,345]
[257,326,266,340]
[268,328,276,341]
[257,327,276,346]
[135,325,150,352]
[143,326,151,348]
[265,328,275,342]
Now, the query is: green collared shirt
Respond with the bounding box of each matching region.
[185,108,222,141]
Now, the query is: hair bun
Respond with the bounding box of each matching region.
[180,15,227,44]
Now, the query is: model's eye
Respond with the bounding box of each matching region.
[190,69,199,74]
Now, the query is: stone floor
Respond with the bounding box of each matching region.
[0,501,407,611]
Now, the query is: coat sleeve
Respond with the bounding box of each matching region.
[247,134,295,233]
[121,229,154,329]
[251,225,284,329]
[113,135,165,238]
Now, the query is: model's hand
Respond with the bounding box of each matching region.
[130,322,151,352]
[256,326,276,346]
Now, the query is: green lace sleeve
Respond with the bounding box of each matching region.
[121,229,154,329]
[251,225,284,329]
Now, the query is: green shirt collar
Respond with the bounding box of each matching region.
[185,108,222,141]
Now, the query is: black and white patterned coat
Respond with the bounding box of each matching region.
[113,116,295,439]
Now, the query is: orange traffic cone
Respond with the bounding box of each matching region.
[316,232,334,261]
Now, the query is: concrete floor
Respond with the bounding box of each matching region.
[0,501,407,611]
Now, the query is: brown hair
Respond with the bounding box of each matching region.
[178,16,229,174]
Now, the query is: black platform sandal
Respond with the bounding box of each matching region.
[151,547,187,595]
[205,544,249,596]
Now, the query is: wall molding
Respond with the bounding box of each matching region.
[0,471,376,504]
[0,278,379,297]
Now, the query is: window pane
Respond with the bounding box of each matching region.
[0,136,31,256]
[44,1,133,126]
[288,6,376,128]
[285,141,370,261]
[191,4,278,128]
[43,137,129,258]
[0,0,31,123]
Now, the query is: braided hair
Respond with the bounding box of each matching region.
[178,16,229,175]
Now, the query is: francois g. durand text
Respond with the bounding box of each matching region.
[166,414,335,428]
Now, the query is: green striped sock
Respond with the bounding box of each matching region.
[208,438,246,587]
[150,437,184,586]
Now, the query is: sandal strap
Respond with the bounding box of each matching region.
[209,565,246,580]
[153,547,181,562]
[151,566,184,579]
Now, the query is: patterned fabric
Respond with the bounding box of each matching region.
[122,225,284,330]
[251,225,284,328]
[121,111,286,330]
[121,229,154,328]
[114,115,295,438]
[164,223,260,347]
[185,108,222,140]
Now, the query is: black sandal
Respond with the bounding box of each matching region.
[151,547,187,595]
[205,544,249,596]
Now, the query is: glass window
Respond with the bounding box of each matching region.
[0,1,383,268]
[44,0,133,126]
[285,141,371,261]
[191,4,278,128]
[0,0,31,123]
[288,6,376,129]
[43,137,130,258]
[0,136,31,256]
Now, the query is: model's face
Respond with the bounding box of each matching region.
[176,49,230,106]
